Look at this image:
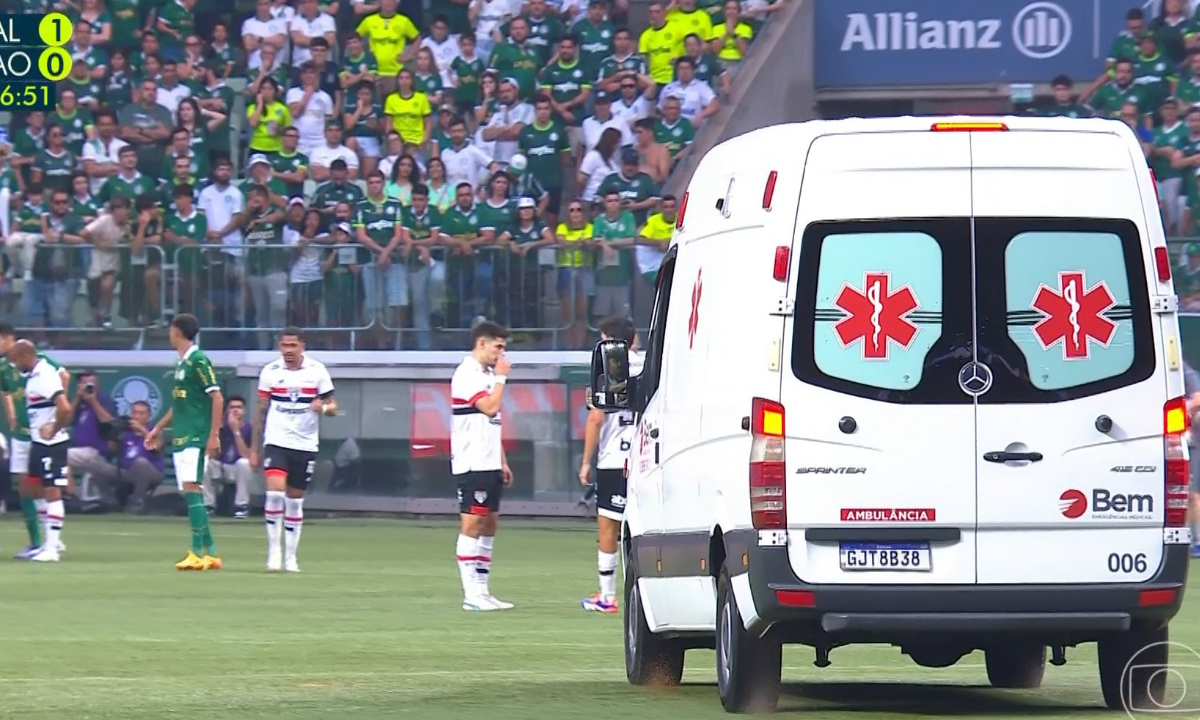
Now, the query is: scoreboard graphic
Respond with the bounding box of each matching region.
[0,13,73,111]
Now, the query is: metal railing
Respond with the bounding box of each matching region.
[2,242,167,341]
[8,240,661,350]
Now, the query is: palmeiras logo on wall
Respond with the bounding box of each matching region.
[113,375,162,417]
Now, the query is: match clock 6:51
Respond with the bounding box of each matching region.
[0,83,55,111]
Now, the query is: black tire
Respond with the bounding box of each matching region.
[984,644,1046,689]
[624,553,685,686]
[716,567,782,714]
[1098,625,1169,711]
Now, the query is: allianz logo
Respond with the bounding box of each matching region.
[527,145,556,157]
[839,2,1072,59]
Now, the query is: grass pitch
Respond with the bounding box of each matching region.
[0,516,1196,719]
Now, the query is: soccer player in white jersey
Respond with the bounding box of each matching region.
[0,324,70,559]
[11,341,72,563]
[249,327,336,573]
[578,317,643,612]
[450,320,515,611]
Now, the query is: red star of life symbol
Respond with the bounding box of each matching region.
[1030,270,1117,360]
[832,271,920,360]
[688,268,702,349]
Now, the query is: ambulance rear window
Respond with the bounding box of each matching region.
[972,218,1155,402]
[791,217,1155,404]
[792,218,974,404]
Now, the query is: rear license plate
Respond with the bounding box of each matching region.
[839,542,932,571]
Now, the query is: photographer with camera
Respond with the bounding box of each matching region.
[66,371,120,507]
[115,401,164,513]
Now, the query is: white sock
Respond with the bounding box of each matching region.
[598,550,618,601]
[264,490,285,555]
[44,500,63,554]
[456,534,478,598]
[476,536,494,596]
[35,498,47,543]
[283,497,304,561]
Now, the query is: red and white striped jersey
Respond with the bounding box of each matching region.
[449,355,502,475]
[256,355,335,453]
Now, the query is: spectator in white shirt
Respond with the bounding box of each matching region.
[310,124,361,181]
[480,77,534,166]
[200,158,246,259]
[155,60,192,116]
[283,204,327,325]
[612,76,652,131]
[658,57,719,126]
[473,0,520,58]
[442,117,495,189]
[422,16,461,86]
[576,127,623,203]
[289,0,338,67]
[242,0,288,70]
[581,90,632,155]
[271,0,296,24]
[286,63,336,156]
[81,110,128,195]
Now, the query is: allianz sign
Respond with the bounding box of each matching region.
[839,2,1072,60]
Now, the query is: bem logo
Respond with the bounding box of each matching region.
[1059,488,1087,518]
[1093,488,1153,514]
[1012,2,1071,59]
[1060,488,1154,518]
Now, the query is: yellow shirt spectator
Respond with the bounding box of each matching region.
[638,211,674,280]
[247,101,292,153]
[668,8,714,54]
[556,221,594,267]
[639,22,681,85]
[356,12,420,77]
[384,90,433,145]
[710,21,753,61]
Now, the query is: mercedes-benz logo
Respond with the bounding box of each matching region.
[958,361,993,397]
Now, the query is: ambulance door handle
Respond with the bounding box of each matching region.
[983,451,1043,463]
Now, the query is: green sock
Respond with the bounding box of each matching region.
[201,513,217,557]
[20,497,41,547]
[185,492,205,555]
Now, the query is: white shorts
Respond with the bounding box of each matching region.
[354,136,382,158]
[9,438,29,475]
[173,447,209,490]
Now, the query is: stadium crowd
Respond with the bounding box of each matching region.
[1029,0,1200,310]
[0,0,782,349]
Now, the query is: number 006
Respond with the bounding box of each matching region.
[1107,552,1148,574]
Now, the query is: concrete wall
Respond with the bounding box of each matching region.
[663,0,817,197]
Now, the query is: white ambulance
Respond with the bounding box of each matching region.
[589,116,1192,714]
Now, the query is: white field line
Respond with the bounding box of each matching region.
[0,664,990,684]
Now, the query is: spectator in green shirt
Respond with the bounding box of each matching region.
[591,190,637,322]
[499,195,551,328]
[7,183,45,283]
[157,0,197,61]
[1030,74,1092,119]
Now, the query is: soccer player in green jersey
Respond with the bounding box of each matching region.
[0,325,69,559]
[145,314,225,571]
